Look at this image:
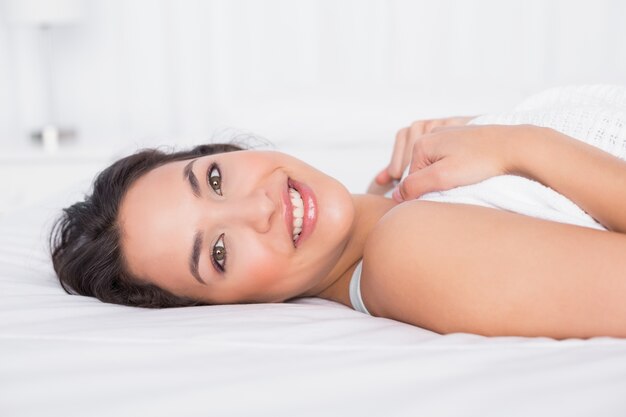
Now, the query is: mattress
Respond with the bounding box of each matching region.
[1,149,626,417]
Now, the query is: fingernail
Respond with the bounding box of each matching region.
[392,186,403,202]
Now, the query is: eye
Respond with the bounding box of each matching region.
[207,163,222,196]
[211,233,227,273]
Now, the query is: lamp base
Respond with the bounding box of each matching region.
[30,125,77,152]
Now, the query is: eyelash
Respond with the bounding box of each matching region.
[207,162,227,273]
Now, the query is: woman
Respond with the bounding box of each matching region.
[50,85,626,339]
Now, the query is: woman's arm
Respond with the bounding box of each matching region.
[362,200,626,339]
[391,124,626,234]
[509,126,626,234]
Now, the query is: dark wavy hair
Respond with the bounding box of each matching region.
[49,143,244,308]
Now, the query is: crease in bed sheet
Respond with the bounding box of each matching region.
[2,333,625,350]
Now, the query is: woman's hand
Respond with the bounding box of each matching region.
[389,124,523,202]
[367,116,477,196]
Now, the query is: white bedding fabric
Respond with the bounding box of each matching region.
[3,95,626,416]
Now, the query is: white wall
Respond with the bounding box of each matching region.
[0,0,625,152]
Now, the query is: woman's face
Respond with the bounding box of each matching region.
[118,149,355,304]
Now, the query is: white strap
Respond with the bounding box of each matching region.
[349,259,371,315]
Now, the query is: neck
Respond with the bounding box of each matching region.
[302,193,398,308]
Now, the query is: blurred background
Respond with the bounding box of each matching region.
[0,0,625,212]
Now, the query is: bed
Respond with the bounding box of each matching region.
[2,138,626,416]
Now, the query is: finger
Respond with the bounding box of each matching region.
[408,120,428,138]
[400,139,416,175]
[401,120,430,173]
[375,168,393,185]
[387,128,409,179]
[429,124,466,134]
[406,133,436,173]
[452,115,479,125]
[393,163,449,201]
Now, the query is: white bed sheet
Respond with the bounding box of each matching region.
[1,152,626,417]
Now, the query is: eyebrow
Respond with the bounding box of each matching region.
[184,159,207,285]
[189,230,207,285]
[183,159,201,198]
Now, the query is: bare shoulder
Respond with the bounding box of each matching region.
[360,200,462,325]
[361,200,626,338]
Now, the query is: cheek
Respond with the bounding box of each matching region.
[237,242,290,287]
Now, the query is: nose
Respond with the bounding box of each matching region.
[216,188,276,233]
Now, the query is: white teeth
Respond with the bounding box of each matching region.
[289,188,303,207]
[289,187,305,242]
